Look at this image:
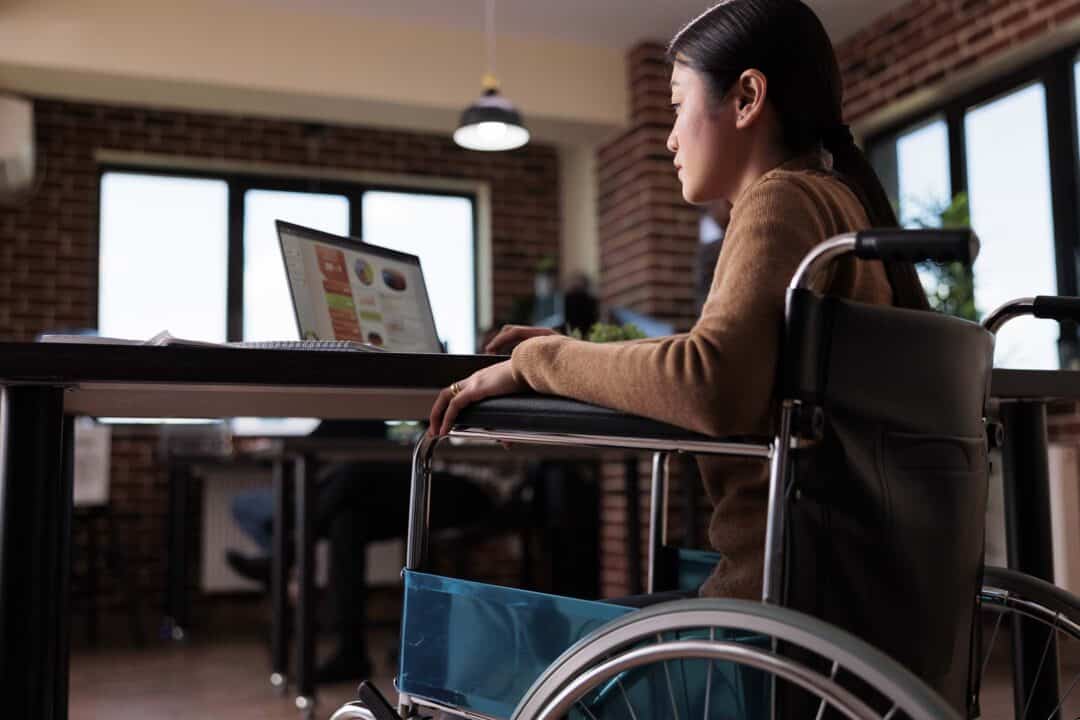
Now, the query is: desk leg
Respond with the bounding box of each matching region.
[0,385,69,719]
[162,460,190,641]
[1000,401,1060,720]
[56,416,74,720]
[294,455,316,715]
[270,456,289,692]
[624,454,642,596]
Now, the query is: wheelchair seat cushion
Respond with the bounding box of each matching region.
[454,394,761,443]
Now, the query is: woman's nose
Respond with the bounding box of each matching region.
[666,127,678,153]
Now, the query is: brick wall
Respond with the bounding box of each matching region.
[836,0,1080,123]
[597,43,700,331]
[0,98,560,625]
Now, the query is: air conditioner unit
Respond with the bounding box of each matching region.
[0,95,34,198]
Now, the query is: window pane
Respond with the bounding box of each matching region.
[870,116,952,227]
[99,172,228,341]
[869,118,957,306]
[896,120,952,227]
[965,82,1058,369]
[243,189,350,341]
[362,192,476,354]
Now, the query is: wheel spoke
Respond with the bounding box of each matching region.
[814,661,839,720]
[1044,664,1080,720]
[654,633,682,720]
[575,699,600,720]
[702,629,713,720]
[1021,613,1059,719]
[882,704,899,720]
[979,610,1005,686]
[617,678,639,720]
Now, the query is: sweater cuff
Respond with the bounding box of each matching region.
[509,335,563,391]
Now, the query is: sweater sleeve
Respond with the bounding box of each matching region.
[509,176,832,438]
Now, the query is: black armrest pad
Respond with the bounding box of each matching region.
[453,394,719,442]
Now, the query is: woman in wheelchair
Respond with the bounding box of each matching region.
[430,0,927,602]
[324,2,1080,719]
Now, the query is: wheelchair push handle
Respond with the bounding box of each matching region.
[983,295,1080,334]
[853,228,980,265]
[1033,295,1080,322]
[791,229,980,292]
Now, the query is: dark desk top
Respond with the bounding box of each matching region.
[0,343,1077,418]
[0,342,502,419]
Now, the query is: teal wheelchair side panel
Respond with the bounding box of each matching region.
[398,571,633,719]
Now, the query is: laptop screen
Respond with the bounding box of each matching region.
[276,221,444,354]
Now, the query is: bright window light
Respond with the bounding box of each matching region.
[362,191,476,354]
[99,172,228,342]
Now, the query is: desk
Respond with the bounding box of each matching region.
[0,342,1076,720]
[990,369,1080,719]
[0,342,499,720]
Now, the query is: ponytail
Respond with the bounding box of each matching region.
[824,129,931,310]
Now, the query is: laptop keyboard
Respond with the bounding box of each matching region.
[227,340,386,352]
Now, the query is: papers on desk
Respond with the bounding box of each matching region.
[37,330,386,352]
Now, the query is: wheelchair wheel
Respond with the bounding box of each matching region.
[511,598,960,720]
[978,566,1080,719]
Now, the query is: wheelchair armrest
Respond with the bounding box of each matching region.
[453,394,719,442]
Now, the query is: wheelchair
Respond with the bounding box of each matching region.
[331,230,1080,720]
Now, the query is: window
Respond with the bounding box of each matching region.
[870,116,952,228]
[99,172,228,341]
[98,170,478,350]
[362,191,475,354]
[868,45,1080,369]
[965,83,1058,369]
[242,190,350,342]
[99,169,480,431]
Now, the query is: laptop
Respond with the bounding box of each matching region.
[275,220,445,355]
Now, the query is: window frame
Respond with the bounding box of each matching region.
[97,164,481,345]
[865,43,1080,365]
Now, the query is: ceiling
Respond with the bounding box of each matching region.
[239,0,913,48]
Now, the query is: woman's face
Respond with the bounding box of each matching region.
[667,61,738,205]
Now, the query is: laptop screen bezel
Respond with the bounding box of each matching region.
[275,219,445,354]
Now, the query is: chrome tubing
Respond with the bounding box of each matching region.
[646,452,669,594]
[534,640,880,720]
[405,433,438,570]
[448,427,771,459]
[762,401,795,605]
[982,297,1036,335]
[329,702,376,720]
[789,235,857,292]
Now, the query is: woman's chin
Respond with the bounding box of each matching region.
[681,185,710,206]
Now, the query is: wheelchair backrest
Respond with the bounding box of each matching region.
[781,290,994,713]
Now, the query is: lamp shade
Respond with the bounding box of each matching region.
[453,88,530,152]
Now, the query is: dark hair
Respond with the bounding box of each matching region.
[668,0,927,308]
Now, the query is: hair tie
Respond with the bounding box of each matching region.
[822,123,854,148]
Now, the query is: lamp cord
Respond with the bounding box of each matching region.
[486,0,496,79]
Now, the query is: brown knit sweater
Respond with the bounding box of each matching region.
[510,153,902,599]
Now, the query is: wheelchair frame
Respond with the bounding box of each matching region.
[331,231,1080,720]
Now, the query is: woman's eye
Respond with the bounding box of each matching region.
[672,103,681,115]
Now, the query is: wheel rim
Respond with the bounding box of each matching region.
[512,599,960,720]
[978,569,1080,719]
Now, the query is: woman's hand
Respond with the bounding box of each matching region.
[428,360,525,438]
[485,325,559,354]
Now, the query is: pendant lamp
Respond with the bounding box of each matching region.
[453,0,530,152]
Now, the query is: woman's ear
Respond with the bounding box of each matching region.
[733,69,768,130]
